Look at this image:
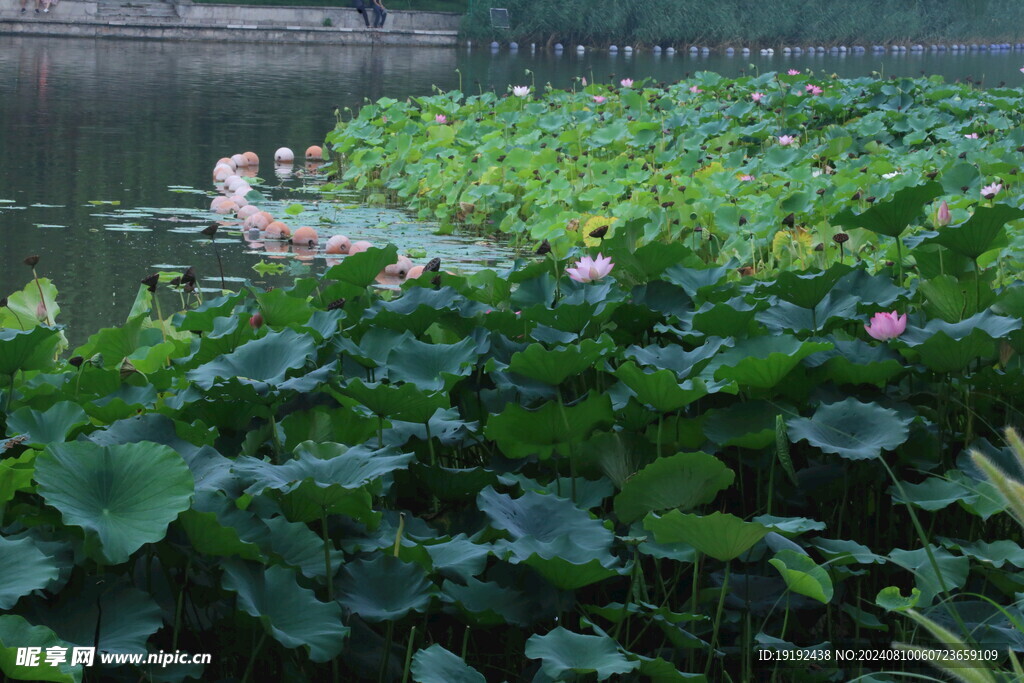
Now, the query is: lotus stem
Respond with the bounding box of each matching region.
[241,631,267,683]
[172,558,191,650]
[705,561,730,677]
[378,621,395,683]
[401,626,417,683]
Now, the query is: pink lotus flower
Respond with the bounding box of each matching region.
[593,95,607,104]
[751,92,765,102]
[566,253,614,283]
[1020,67,1024,74]
[778,135,796,146]
[581,77,588,86]
[935,201,951,227]
[805,85,823,96]
[964,133,979,139]
[788,69,801,75]
[865,311,907,341]
[512,85,530,97]
[35,302,48,322]
[689,85,702,94]
[620,78,634,88]
[434,114,447,124]
[740,174,756,182]
[382,115,388,123]
[982,182,1003,198]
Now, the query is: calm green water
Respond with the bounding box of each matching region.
[1,36,1022,342]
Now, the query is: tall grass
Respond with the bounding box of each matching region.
[463,0,1024,45]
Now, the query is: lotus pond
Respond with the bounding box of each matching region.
[7,60,1024,683]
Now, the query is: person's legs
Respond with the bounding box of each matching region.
[372,5,385,27]
[356,7,370,27]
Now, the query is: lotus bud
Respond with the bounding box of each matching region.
[935,201,951,227]
[69,356,84,368]
[35,302,47,321]
[249,312,264,329]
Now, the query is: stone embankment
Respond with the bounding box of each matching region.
[0,0,460,46]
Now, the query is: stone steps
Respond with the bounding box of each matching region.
[96,0,177,17]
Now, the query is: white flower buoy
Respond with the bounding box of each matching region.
[274,147,294,163]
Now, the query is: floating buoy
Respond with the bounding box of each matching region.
[213,165,234,181]
[265,221,291,240]
[243,212,272,231]
[225,176,248,192]
[325,235,351,254]
[217,157,236,170]
[305,145,323,161]
[243,151,259,166]
[609,45,618,52]
[210,197,237,214]
[231,194,249,208]
[274,147,294,163]
[490,41,499,49]
[384,256,413,278]
[231,153,248,168]
[237,205,260,220]
[405,265,425,280]
[291,226,318,245]
[509,42,518,50]
[666,46,675,54]
[349,240,372,254]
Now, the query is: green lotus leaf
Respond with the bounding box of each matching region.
[254,287,314,327]
[712,336,832,390]
[768,549,834,604]
[71,315,161,370]
[222,560,348,662]
[644,511,770,562]
[768,264,854,309]
[525,627,639,680]
[187,328,316,390]
[662,264,731,298]
[808,537,882,565]
[498,473,614,510]
[888,546,969,608]
[334,554,435,622]
[939,539,1024,569]
[0,326,61,376]
[0,278,60,331]
[0,615,81,683]
[807,338,905,386]
[281,405,378,452]
[441,578,535,627]
[921,203,1024,260]
[615,362,711,412]
[411,645,485,683]
[787,397,912,461]
[833,181,942,237]
[0,536,59,610]
[753,515,826,536]
[340,379,449,422]
[704,400,781,449]
[36,441,194,564]
[890,476,977,511]
[370,286,465,336]
[412,464,499,501]
[901,310,1021,372]
[22,578,161,654]
[0,451,35,505]
[939,162,980,195]
[614,452,734,524]
[876,586,921,612]
[324,244,398,287]
[484,392,614,459]
[419,535,490,582]
[919,274,995,323]
[624,338,727,379]
[386,336,478,391]
[6,401,89,446]
[508,335,615,385]
[178,509,262,560]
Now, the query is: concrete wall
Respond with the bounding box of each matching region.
[0,0,461,44]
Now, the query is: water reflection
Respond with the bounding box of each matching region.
[0,35,1020,341]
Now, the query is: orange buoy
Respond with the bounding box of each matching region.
[265,221,291,239]
[216,157,236,170]
[384,256,413,278]
[243,212,272,231]
[213,165,234,181]
[348,240,372,254]
[291,226,318,245]
[305,145,323,161]
[325,235,351,254]
[210,196,238,214]
[405,265,426,280]
[243,151,259,166]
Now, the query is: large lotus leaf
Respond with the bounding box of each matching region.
[0,615,81,683]
[807,538,882,566]
[787,398,911,461]
[484,392,614,459]
[807,338,905,386]
[411,645,485,683]
[324,244,398,287]
[370,286,465,336]
[498,473,614,510]
[644,511,769,562]
[601,240,700,282]
[890,476,977,511]
[71,315,161,370]
[340,379,449,422]
[0,326,61,376]
[441,578,535,627]
[919,274,995,323]
[832,181,941,237]
[768,264,854,309]
[281,405,378,452]
[334,554,435,622]
[875,586,921,612]
[0,277,60,330]
[757,293,858,334]
[768,549,834,604]
[704,401,781,449]
[615,362,711,412]
[22,577,161,654]
[902,310,1021,345]
[386,336,478,391]
[36,441,194,564]
[940,539,1024,569]
[663,264,731,298]
[900,310,1021,372]
[178,508,262,560]
[614,452,734,523]
[0,451,34,505]
[888,546,969,607]
[254,287,314,327]
[186,328,315,390]
[508,335,615,385]
[624,338,727,379]
[0,536,59,609]
[478,486,617,586]
[683,298,761,338]
[922,203,1024,260]
[711,336,831,389]
[6,401,89,446]
[525,628,639,680]
[831,267,904,307]
[222,560,348,662]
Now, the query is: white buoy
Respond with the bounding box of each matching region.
[274,147,294,163]
[576,44,585,52]
[666,46,675,54]
[624,45,633,53]
[509,41,518,50]
[609,45,618,52]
